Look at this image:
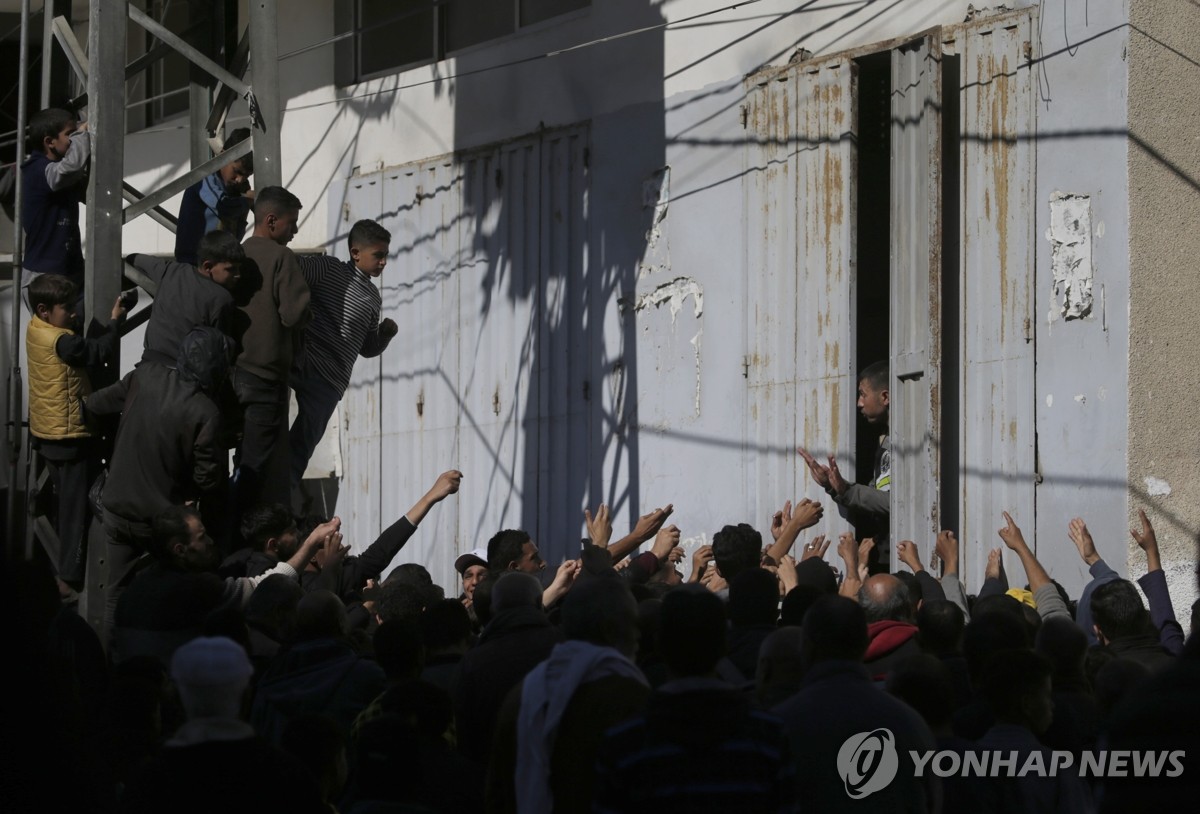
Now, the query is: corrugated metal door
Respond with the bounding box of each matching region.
[795,59,859,535]
[890,35,943,561]
[745,70,800,515]
[455,140,542,553]
[745,58,858,535]
[535,128,592,548]
[378,159,464,572]
[959,15,1036,586]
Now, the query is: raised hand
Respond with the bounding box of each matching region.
[1130,509,1161,572]
[896,540,923,572]
[770,500,793,541]
[935,530,959,575]
[790,498,825,531]
[800,533,829,561]
[776,554,799,594]
[1068,517,1099,566]
[427,469,463,502]
[797,447,833,491]
[825,455,850,495]
[631,504,674,543]
[985,547,1003,581]
[689,545,714,583]
[584,503,613,548]
[997,511,1028,552]
[652,524,682,561]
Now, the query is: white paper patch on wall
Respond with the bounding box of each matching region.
[1143,476,1172,497]
[1046,192,1094,320]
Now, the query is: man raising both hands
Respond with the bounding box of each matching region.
[799,360,891,572]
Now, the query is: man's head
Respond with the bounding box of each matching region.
[982,649,1054,734]
[858,574,913,623]
[490,572,544,613]
[712,523,762,582]
[802,595,868,664]
[295,590,349,642]
[561,577,639,657]
[487,529,544,573]
[348,219,391,278]
[196,231,245,290]
[1090,579,1149,644]
[455,548,488,601]
[659,586,728,678]
[917,599,965,655]
[419,598,472,656]
[150,505,217,572]
[28,273,79,330]
[240,503,300,562]
[756,626,807,699]
[856,360,889,425]
[29,107,76,161]
[252,186,302,245]
[170,636,253,721]
[728,568,781,628]
[217,128,253,194]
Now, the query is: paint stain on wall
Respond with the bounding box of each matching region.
[1047,192,1094,321]
[623,277,705,325]
[644,166,671,249]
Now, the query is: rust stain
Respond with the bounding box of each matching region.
[1009,420,1018,442]
[830,381,841,448]
[991,54,1012,344]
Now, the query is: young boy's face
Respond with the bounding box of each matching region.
[44,120,77,161]
[201,260,241,291]
[264,209,300,246]
[38,302,76,330]
[350,242,389,278]
[219,160,251,195]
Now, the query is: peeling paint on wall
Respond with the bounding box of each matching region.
[1143,476,1172,496]
[644,166,671,249]
[1046,192,1094,321]
[623,276,704,325]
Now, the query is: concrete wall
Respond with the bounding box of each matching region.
[1127,0,1200,618]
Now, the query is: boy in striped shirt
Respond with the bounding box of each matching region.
[290,219,397,485]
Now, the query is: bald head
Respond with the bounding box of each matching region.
[859,574,912,623]
[491,571,544,613]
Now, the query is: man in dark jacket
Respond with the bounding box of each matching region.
[454,572,563,762]
[112,505,339,666]
[89,327,230,644]
[1091,579,1176,674]
[251,590,386,744]
[126,231,243,367]
[220,470,461,622]
[594,586,793,814]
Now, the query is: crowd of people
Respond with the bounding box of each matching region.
[10,108,1199,813]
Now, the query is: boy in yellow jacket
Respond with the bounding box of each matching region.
[26,274,128,594]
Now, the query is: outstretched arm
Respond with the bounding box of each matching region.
[765,498,824,564]
[1131,509,1185,655]
[607,504,674,563]
[1070,517,1120,645]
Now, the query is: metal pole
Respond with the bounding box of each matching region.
[40,0,54,108]
[248,0,282,188]
[84,0,126,337]
[7,0,31,556]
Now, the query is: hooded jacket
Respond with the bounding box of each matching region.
[864,619,921,680]
[90,327,228,523]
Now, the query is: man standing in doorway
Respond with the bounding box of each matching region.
[799,360,890,571]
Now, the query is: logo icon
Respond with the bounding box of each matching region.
[837,728,899,799]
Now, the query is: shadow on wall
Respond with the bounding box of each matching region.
[435,1,668,559]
